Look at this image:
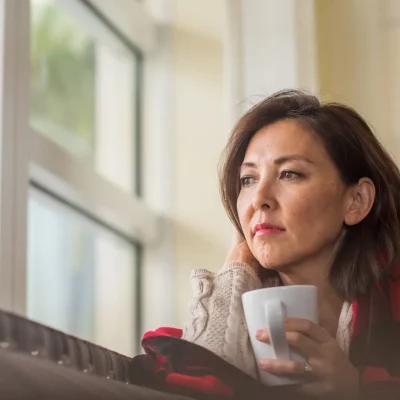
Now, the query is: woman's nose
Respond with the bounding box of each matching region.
[252,179,276,211]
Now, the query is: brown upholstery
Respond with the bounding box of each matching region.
[0,350,195,399]
[0,310,134,382]
[0,310,194,399]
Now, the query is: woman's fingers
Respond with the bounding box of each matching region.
[256,319,332,346]
[225,230,261,273]
[256,329,320,358]
[256,319,359,399]
[286,332,319,358]
[284,318,332,343]
[258,358,314,377]
[255,328,269,342]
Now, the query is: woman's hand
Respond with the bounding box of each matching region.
[225,230,261,274]
[256,318,359,399]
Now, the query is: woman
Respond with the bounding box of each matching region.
[178,90,400,399]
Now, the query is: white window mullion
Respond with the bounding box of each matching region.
[84,0,157,53]
[30,130,159,245]
[0,0,30,314]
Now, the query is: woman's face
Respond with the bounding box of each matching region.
[237,120,354,273]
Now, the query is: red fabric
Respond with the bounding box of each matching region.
[141,327,234,397]
[350,258,400,398]
[166,374,233,397]
[388,258,400,321]
[390,279,400,321]
[142,327,183,340]
[362,367,400,385]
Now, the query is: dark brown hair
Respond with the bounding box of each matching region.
[219,90,400,300]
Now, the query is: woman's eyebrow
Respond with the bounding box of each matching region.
[240,155,313,170]
[240,161,256,170]
[273,155,314,165]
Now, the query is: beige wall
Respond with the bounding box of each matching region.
[141,0,230,330]
[316,0,400,162]
[171,26,231,325]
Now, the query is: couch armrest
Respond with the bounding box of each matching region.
[0,309,134,384]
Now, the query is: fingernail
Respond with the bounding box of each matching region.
[259,360,271,369]
[255,329,262,339]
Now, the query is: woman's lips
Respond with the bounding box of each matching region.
[254,223,285,236]
[255,228,283,236]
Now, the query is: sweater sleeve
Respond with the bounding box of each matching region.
[182,262,262,378]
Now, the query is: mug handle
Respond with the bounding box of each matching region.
[264,300,290,360]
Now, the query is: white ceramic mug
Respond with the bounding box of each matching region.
[242,285,318,386]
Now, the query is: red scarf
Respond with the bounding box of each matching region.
[350,259,400,399]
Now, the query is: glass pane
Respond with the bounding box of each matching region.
[27,188,138,356]
[30,0,138,193]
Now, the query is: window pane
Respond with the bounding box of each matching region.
[27,188,138,356]
[30,0,138,193]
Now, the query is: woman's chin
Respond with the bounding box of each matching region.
[259,262,282,271]
[256,254,289,271]
[253,246,283,270]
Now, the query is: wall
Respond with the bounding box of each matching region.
[142,0,231,330]
[171,24,232,326]
[316,0,400,162]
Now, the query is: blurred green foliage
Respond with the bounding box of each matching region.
[30,0,95,161]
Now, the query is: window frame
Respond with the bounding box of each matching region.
[0,0,160,337]
[0,0,30,315]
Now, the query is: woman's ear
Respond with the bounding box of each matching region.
[344,177,375,226]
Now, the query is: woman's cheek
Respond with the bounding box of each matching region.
[237,195,250,227]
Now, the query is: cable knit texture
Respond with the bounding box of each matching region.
[182,262,353,378]
[182,262,262,378]
[336,300,352,355]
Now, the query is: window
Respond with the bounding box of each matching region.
[28,188,138,355]
[31,0,139,194]
[0,0,158,356]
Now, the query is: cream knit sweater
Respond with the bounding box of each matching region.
[182,262,352,379]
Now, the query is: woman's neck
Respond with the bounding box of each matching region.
[278,263,344,337]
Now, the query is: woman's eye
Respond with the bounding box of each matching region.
[240,176,255,187]
[280,170,302,180]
